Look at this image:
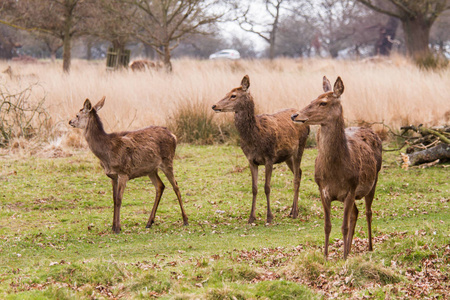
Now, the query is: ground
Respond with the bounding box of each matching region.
[0,145,449,299]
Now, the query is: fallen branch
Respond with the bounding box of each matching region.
[402,143,450,166]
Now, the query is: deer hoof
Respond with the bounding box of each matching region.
[289,209,298,219]
[248,217,256,224]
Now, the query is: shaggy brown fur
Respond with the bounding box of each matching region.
[212,75,310,224]
[69,97,188,233]
[292,76,382,259]
[129,60,162,72]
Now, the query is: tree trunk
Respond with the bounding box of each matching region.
[62,35,71,73]
[163,44,172,72]
[62,11,73,73]
[402,16,431,58]
[86,39,92,61]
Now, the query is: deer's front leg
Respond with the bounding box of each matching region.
[342,191,356,259]
[112,174,128,234]
[111,176,120,233]
[320,187,332,259]
[248,163,258,224]
[264,163,274,223]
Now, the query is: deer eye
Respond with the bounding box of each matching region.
[230,95,237,99]
[319,102,327,107]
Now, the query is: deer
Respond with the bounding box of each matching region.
[291,76,382,259]
[69,96,188,233]
[129,59,162,72]
[212,75,310,224]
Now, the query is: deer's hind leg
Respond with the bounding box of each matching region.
[365,177,378,251]
[161,164,189,226]
[147,171,165,228]
[285,155,302,219]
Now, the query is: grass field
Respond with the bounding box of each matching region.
[0,58,449,299]
[0,144,449,299]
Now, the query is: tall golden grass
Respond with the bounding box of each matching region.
[1,56,449,147]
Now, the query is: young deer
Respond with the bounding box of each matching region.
[291,76,382,259]
[69,97,188,233]
[212,75,309,224]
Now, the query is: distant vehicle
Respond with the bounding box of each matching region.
[209,49,241,60]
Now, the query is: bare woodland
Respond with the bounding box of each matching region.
[0,0,449,70]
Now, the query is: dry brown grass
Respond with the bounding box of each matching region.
[1,56,448,147]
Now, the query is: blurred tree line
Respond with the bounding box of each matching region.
[0,0,448,72]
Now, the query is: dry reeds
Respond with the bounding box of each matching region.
[1,56,448,150]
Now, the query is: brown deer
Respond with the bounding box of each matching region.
[212,75,310,224]
[129,60,162,72]
[291,76,382,259]
[69,97,188,233]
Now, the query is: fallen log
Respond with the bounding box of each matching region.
[403,143,450,166]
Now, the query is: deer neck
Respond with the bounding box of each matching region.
[317,115,350,166]
[84,113,110,160]
[234,98,259,143]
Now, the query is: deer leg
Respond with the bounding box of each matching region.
[365,178,378,251]
[286,157,302,219]
[248,163,259,224]
[113,175,128,234]
[161,166,189,226]
[342,192,356,259]
[264,163,274,223]
[347,202,359,254]
[111,177,120,233]
[146,171,165,228]
[320,192,332,259]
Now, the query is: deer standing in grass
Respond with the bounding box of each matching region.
[291,76,382,259]
[69,97,188,233]
[212,75,310,224]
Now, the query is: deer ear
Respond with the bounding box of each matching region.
[333,77,344,97]
[83,99,92,112]
[94,96,106,112]
[323,76,332,92]
[241,75,250,92]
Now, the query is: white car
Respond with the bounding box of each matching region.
[209,49,241,60]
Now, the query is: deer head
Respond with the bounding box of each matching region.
[212,75,251,113]
[291,76,344,125]
[69,96,106,129]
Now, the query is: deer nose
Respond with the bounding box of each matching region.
[212,105,216,110]
[291,113,298,121]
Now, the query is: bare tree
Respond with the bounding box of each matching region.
[0,0,93,72]
[127,0,223,72]
[303,0,385,58]
[233,0,288,59]
[89,0,136,55]
[356,0,450,57]
[275,14,316,57]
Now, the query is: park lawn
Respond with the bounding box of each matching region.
[0,145,449,299]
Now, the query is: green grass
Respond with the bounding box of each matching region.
[0,145,449,299]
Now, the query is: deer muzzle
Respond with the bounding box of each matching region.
[291,113,308,123]
[211,105,222,112]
